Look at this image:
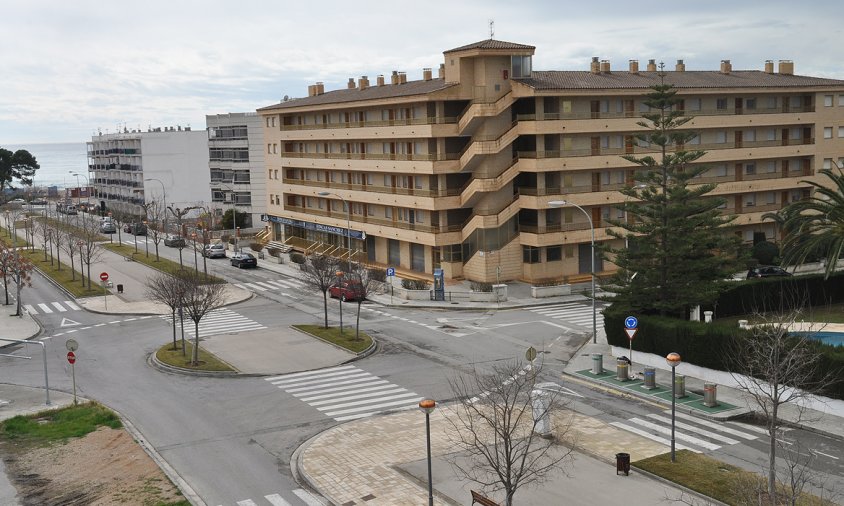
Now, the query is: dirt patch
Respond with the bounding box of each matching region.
[0,426,184,505]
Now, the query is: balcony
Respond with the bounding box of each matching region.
[280,116,457,131]
[281,151,458,162]
[282,177,461,198]
[284,205,458,234]
[515,105,814,122]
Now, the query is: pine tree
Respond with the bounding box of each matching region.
[604,68,744,317]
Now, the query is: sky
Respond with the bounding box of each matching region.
[2,0,844,144]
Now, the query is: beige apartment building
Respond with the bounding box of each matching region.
[258,39,844,283]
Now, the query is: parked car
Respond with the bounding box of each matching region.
[329,280,365,302]
[164,234,186,248]
[129,223,147,236]
[29,199,48,206]
[99,221,116,234]
[747,266,792,279]
[203,243,226,258]
[230,252,257,269]
[7,198,26,205]
[123,223,132,233]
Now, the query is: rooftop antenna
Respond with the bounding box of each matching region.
[489,19,494,39]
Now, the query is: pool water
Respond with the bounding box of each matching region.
[792,331,844,347]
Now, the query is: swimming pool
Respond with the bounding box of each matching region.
[792,331,844,347]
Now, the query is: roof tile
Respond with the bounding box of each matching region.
[444,39,535,54]
[518,70,844,90]
[258,78,455,111]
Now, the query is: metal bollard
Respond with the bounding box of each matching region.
[704,383,718,407]
[674,375,686,398]
[643,367,656,389]
[616,358,629,381]
[592,353,603,374]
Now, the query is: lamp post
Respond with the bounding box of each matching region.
[549,200,597,344]
[69,171,90,209]
[191,232,199,274]
[666,352,682,462]
[143,220,150,257]
[144,178,167,234]
[317,191,352,267]
[419,399,437,506]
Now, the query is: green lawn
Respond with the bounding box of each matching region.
[0,402,122,442]
[293,324,373,353]
[20,248,104,298]
[103,243,223,282]
[155,341,236,372]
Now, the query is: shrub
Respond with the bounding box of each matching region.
[267,247,280,258]
[708,271,844,318]
[401,279,430,290]
[249,242,263,252]
[470,281,493,292]
[368,268,386,282]
[532,278,564,287]
[221,234,230,244]
[290,252,305,264]
[751,241,779,266]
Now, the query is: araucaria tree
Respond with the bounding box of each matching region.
[299,253,339,328]
[605,74,744,316]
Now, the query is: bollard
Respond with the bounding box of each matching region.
[616,358,629,381]
[704,383,718,407]
[592,353,603,375]
[738,319,748,329]
[674,375,686,398]
[643,367,656,389]
[704,310,713,323]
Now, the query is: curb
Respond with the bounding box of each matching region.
[79,290,255,317]
[289,325,378,361]
[290,426,338,506]
[147,351,241,378]
[630,462,730,506]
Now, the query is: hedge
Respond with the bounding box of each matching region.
[709,271,844,318]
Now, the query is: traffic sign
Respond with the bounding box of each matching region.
[65,339,78,351]
[624,316,638,329]
[625,328,638,340]
[67,351,76,364]
[99,272,109,282]
[525,346,537,362]
[386,267,395,277]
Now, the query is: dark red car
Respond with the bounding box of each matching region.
[329,280,365,302]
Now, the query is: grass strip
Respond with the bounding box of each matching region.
[155,341,235,372]
[103,243,224,282]
[293,324,373,353]
[0,402,121,442]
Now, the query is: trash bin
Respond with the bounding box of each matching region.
[616,452,630,476]
[616,358,629,381]
[592,353,603,375]
[704,383,718,407]
[643,367,656,389]
[117,284,123,294]
[674,375,686,398]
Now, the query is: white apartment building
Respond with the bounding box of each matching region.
[205,113,266,228]
[88,127,210,216]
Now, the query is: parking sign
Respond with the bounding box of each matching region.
[386,267,395,277]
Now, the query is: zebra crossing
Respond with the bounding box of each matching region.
[610,410,762,453]
[266,365,423,422]
[161,307,266,337]
[23,300,82,315]
[527,302,606,329]
[223,488,325,506]
[233,278,305,294]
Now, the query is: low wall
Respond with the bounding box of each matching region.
[531,284,572,298]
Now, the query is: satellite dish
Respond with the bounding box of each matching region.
[283,95,290,102]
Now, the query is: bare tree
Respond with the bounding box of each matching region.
[145,271,188,353]
[145,199,166,261]
[9,251,33,317]
[349,264,376,340]
[78,214,104,289]
[180,272,226,365]
[444,360,573,506]
[727,297,837,504]
[109,208,131,245]
[0,245,13,305]
[167,205,198,268]
[59,229,79,281]
[300,253,339,328]
[34,217,51,263]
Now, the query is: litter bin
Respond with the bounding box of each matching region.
[643,367,656,389]
[117,284,123,294]
[616,453,630,476]
[592,353,603,374]
[704,383,718,407]
[674,375,686,398]
[616,358,629,381]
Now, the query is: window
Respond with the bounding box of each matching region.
[716,98,728,110]
[546,246,562,261]
[385,207,392,219]
[688,134,700,145]
[713,164,728,177]
[824,127,833,139]
[823,158,832,169]
[766,96,778,109]
[745,194,756,207]
[746,98,756,110]
[744,130,756,142]
[825,95,834,107]
[767,192,776,205]
[766,129,776,141]
[273,144,278,154]
[745,163,756,175]
[274,169,278,180]
[715,131,727,143]
[511,55,532,78]
[522,246,540,264]
[839,94,844,106]
[839,126,844,138]
[765,161,776,173]
[564,245,575,258]
[687,98,701,111]
[267,144,272,154]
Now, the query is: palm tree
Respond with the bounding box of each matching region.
[773,165,844,278]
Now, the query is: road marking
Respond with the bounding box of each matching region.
[37,303,53,313]
[293,488,327,506]
[629,418,721,451]
[725,421,777,436]
[269,367,359,386]
[253,281,278,290]
[286,374,374,393]
[51,302,67,312]
[264,494,292,506]
[671,412,758,440]
[810,449,839,460]
[646,414,740,445]
[323,397,424,417]
[278,371,371,389]
[307,387,408,406]
[236,500,258,506]
[266,365,356,382]
[296,380,390,401]
[23,304,36,313]
[610,422,698,452]
[316,391,419,411]
[64,300,81,310]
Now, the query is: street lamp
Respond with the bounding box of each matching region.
[191,232,198,274]
[549,200,597,344]
[419,398,437,506]
[142,220,150,257]
[317,191,352,267]
[666,352,682,463]
[144,178,167,234]
[69,171,89,209]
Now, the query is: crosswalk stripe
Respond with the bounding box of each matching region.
[244,283,267,291]
[308,387,408,406]
[324,396,424,417]
[296,380,390,400]
[316,391,419,412]
[284,372,372,391]
[37,303,53,313]
[24,304,36,313]
[271,368,365,386]
[64,300,81,310]
[292,488,326,506]
[51,302,67,312]
[236,500,258,506]
[264,493,292,506]
[301,383,398,403]
[671,412,757,440]
[233,283,247,289]
[266,365,356,382]
[646,414,740,445]
[253,281,278,290]
[286,374,374,393]
[610,422,698,452]
[629,418,721,451]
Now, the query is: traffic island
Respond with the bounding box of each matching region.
[292,324,374,354]
[154,342,236,373]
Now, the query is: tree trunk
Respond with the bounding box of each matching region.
[323,291,329,328]
[56,245,61,271]
[155,243,160,261]
[2,273,8,305]
[171,309,178,350]
[14,270,21,317]
[355,301,362,340]
[192,321,200,365]
[768,403,779,503]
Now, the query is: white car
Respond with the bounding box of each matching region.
[8,198,26,205]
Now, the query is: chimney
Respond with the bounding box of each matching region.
[377,75,385,86]
[778,60,794,75]
[358,76,369,90]
[307,84,316,97]
[347,78,356,89]
[764,60,774,74]
[628,60,639,74]
[600,59,611,73]
[398,71,407,84]
[720,60,732,74]
[391,71,399,85]
[675,59,685,72]
[438,63,445,78]
[647,59,657,71]
[590,56,600,74]
[316,82,324,95]
[423,67,432,81]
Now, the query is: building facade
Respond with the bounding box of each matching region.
[206,113,266,228]
[88,127,210,216]
[258,39,844,283]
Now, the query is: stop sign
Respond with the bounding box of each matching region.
[67,351,76,364]
[99,272,109,282]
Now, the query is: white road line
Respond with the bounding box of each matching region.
[307,387,408,406]
[293,488,327,506]
[726,421,777,436]
[245,283,267,291]
[37,303,53,313]
[266,365,356,382]
[264,493,292,506]
[253,282,277,290]
[23,304,36,313]
[280,371,372,389]
[233,283,247,289]
[50,302,67,312]
[671,412,757,440]
[646,414,740,445]
[64,300,81,310]
[94,323,105,327]
[236,500,258,506]
[285,373,374,393]
[810,449,839,460]
[296,380,389,401]
[270,368,363,387]
[610,422,698,452]
[629,418,721,451]
[324,397,424,417]
[316,392,419,412]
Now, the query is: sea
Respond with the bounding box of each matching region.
[4,142,89,189]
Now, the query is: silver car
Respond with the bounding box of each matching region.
[203,243,226,258]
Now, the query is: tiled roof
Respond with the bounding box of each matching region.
[518,70,844,90]
[258,78,455,111]
[444,39,535,54]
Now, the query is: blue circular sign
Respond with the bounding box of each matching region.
[624,316,638,329]
[386,267,396,277]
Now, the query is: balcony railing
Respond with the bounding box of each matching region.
[517,138,813,160]
[282,177,461,197]
[516,105,814,122]
[284,205,457,233]
[519,222,592,234]
[280,116,457,131]
[281,151,459,162]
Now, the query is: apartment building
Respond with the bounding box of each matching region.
[88,127,210,216]
[258,39,844,283]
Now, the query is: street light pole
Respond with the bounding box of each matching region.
[549,200,597,343]
[418,399,437,506]
[317,191,352,267]
[666,352,682,462]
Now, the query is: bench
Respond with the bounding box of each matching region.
[471,490,500,506]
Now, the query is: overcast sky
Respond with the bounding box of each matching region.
[3,0,843,144]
